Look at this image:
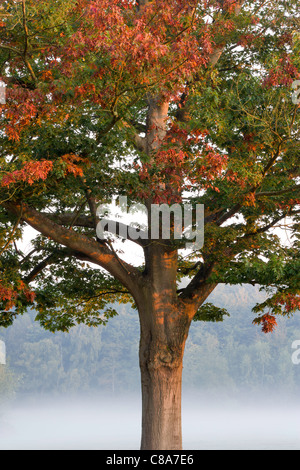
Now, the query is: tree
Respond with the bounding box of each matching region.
[0,0,299,449]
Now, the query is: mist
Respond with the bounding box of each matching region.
[0,394,141,450]
[1,285,300,450]
[0,391,299,450]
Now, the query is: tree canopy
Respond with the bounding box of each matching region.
[0,0,299,334]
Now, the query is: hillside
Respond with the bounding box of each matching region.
[0,284,300,400]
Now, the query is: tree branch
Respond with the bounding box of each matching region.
[23,248,101,284]
[242,210,298,239]
[179,259,218,318]
[23,253,61,284]
[175,2,245,125]
[3,202,143,294]
[43,212,148,247]
[255,185,300,198]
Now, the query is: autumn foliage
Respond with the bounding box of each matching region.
[0,0,299,331]
[0,0,300,451]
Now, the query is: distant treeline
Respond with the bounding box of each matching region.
[1,284,300,399]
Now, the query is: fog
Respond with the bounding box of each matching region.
[1,285,299,450]
[0,392,299,450]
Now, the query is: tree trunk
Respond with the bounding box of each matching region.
[138,289,191,450]
[139,337,185,450]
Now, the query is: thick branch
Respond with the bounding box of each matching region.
[85,190,99,229]
[179,260,218,318]
[3,202,143,295]
[43,212,148,247]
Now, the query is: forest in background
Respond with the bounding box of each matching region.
[1,283,300,402]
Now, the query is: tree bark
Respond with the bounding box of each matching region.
[136,245,192,450]
[139,326,188,450]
